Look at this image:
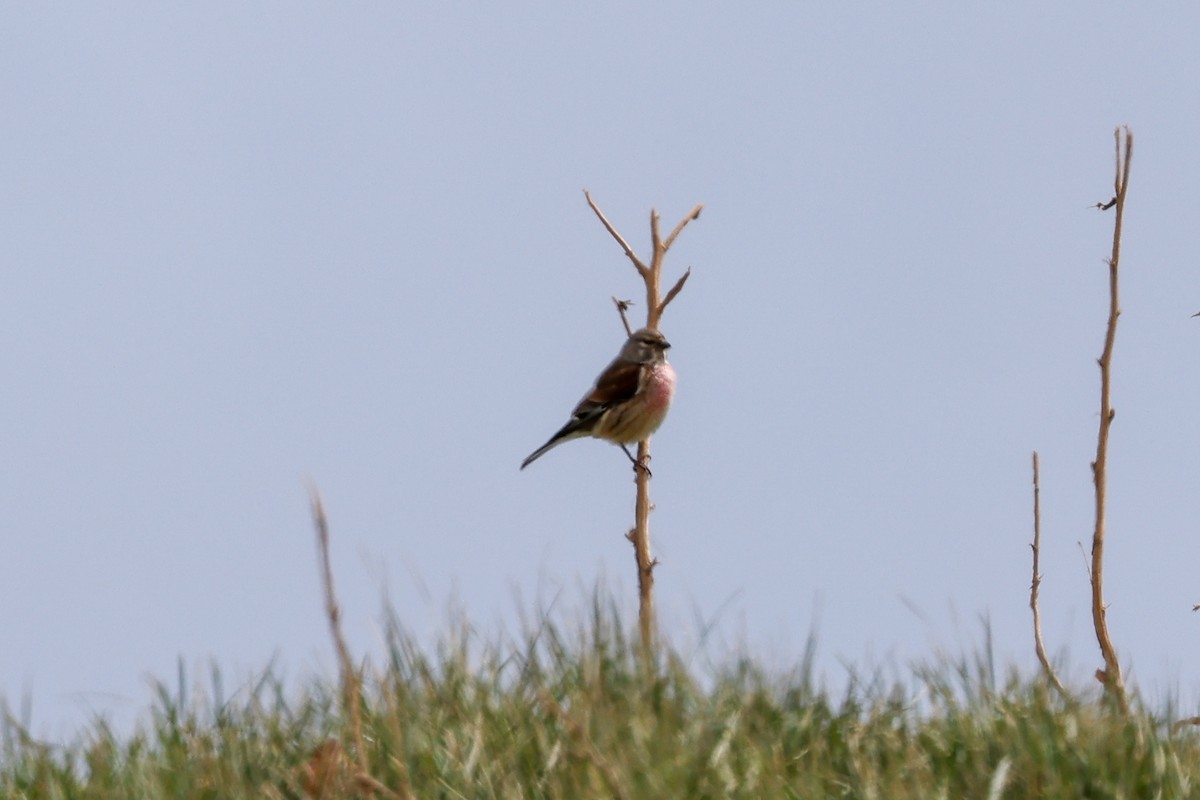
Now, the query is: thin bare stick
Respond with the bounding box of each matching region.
[310,488,413,800]
[611,297,634,337]
[1030,452,1067,697]
[640,210,665,332]
[585,193,700,651]
[1089,126,1133,714]
[311,489,374,797]
[584,190,649,276]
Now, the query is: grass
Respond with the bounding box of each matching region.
[2,596,1198,799]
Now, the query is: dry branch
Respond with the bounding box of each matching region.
[585,191,648,276]
[586,191,701,650]
[1089,127,1133,714]
[662,206,703,252]
[1029,452,1067,697]
[659,268,692,319]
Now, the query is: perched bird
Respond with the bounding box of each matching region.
[521,327,676,470]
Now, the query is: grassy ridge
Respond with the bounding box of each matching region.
[2,600,1197,799]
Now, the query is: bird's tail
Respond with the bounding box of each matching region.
[520,424,586,470]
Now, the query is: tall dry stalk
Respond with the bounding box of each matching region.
[309,487,409,800]
[584,191,700,650]
[1090,127,1133,713]
[1029,451,1066,697]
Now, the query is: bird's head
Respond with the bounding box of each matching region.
[622,327,671,363]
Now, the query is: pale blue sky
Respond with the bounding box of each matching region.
[5,4,1200,738]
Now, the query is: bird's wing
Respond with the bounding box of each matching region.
[571,359,642,420]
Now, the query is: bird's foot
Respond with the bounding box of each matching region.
[622,445,652,478]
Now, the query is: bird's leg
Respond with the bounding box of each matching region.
[621,444,652,477]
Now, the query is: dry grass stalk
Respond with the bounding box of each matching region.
[1029,452,1067,697]
[584,191,701,651]
[537,690,632,800]
[310,488,410,800]
[301,739,350,799]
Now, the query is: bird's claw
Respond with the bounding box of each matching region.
[621,445,653,478]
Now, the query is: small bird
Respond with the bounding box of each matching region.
[521,327,676,470]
